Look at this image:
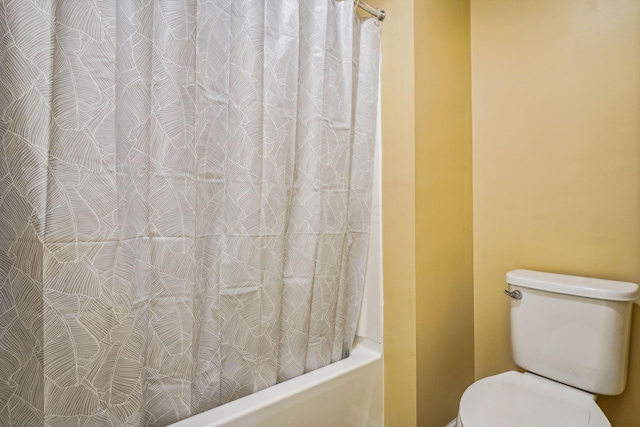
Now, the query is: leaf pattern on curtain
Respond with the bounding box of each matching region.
[0,0,381,426]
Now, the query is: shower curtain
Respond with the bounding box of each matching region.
[0,0,380,425]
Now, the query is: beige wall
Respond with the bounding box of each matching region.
[378,0,418,425]
[471,0,640,425]
[415,1,474,426]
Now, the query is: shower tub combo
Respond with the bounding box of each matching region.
[171,106,384,427]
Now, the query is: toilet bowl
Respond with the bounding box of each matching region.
[456,371,610,427]
[456,270,638,427]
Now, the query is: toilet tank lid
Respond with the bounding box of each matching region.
[506,270,639,302]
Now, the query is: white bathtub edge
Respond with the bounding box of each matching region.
[171,337,382,427]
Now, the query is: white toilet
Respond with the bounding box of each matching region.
[456,269,638,427]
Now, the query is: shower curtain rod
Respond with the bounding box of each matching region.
[355,0,386,21]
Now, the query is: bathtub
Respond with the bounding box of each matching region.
[170,337,382,427]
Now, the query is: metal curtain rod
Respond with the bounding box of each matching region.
[355,0,386,21]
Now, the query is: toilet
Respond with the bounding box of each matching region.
[456,269,639,427]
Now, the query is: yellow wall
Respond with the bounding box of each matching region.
[381,1,639,424]
[415,1,474,426]
[378,0,418,425]
[471,0,640,425]
[379,0,475,425]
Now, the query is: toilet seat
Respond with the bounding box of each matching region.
[457,371,610,427]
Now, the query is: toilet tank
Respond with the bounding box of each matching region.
[506,270,638,395]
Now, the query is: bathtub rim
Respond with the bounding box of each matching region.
[169,336,382,427]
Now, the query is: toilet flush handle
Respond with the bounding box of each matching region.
[504,289,522,300]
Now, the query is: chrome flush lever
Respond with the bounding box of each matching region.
[504,289,522,300]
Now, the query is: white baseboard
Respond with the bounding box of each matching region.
[445,419,457,427]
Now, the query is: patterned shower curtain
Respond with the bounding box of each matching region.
[0,0,380,426]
